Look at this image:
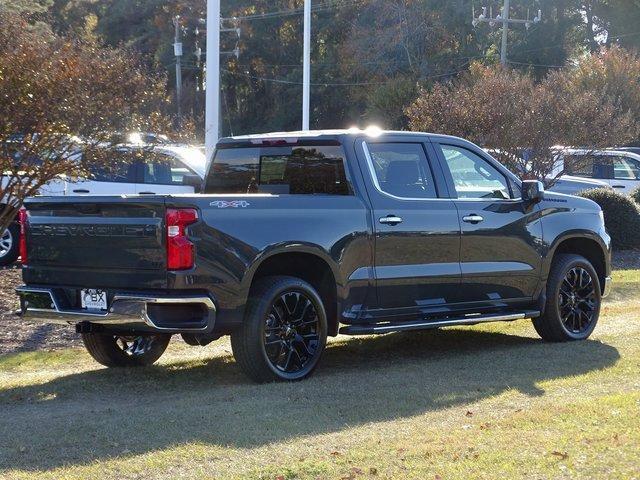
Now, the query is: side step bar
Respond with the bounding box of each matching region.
[339,310,540,336]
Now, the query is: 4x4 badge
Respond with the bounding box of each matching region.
[210,200,251,208]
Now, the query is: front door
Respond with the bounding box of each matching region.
[434,142,544,305]
[357,138,461,315]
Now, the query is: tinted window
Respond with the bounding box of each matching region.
[440,145,511,199]
[365,143,437,199]
[205,145,351,195]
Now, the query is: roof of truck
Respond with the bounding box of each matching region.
[217,128,459,145]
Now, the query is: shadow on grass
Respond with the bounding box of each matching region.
[0,327,619,472]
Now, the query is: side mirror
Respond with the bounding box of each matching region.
[183,174,203,194]
[522,180,544,203]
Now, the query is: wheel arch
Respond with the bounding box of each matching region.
[242,245,342,336]
[546,234,610,295]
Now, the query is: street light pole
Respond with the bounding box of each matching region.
[205,0,221,161]
[302,0,311,130]
[173,16,183,127]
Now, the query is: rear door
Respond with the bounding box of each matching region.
[434,141,543,304]
[356,137,461,314]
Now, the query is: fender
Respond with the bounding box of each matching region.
[542,230,611,280]
[238,241,345,309]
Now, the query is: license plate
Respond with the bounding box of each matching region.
[80,289,108,311]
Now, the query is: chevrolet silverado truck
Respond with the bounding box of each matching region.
[16,130,612,382]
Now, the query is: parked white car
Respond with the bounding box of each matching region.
[484,148,611,196]
[0,144,206,266]
[552,148,640,196]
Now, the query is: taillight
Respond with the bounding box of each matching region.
[165,208,198,270]
[18,208,28,265]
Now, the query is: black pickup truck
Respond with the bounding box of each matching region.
[16,130,612,382]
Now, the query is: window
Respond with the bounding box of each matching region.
[205,145,351,195]
[564,155,596,178]
[365,143,437,199]
[87,150,137,184]
[440,145,511,200]
[566,154,640,180]
[613,156,640,180]
[141,154,196,185]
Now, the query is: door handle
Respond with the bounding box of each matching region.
[379,215,403,225]
[72,189,90,194]
[139,191,156,195]
[612,185,625,189]
[462,214,484,224]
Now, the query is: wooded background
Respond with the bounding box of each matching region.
[6,0,640,137]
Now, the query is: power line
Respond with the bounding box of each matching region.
[221,65,471,86]
[507,60,566,68]
[227,0,363,21]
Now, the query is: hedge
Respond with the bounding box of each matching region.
[579,188,640,250]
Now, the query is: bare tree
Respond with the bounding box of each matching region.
[0,10,179,238]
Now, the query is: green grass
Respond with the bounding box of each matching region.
[0,270,639,479]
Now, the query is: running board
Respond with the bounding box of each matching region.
[339,310,540,336]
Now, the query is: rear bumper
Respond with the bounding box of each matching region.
[16,286,216,333]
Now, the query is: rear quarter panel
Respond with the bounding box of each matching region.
[167,194,372,323]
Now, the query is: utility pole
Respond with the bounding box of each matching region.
[302,0,311,130]
[500,0,510,65]
[173,15,183,127]
[473,2,542,65]
[205,0,221,161]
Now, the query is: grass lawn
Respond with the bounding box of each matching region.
[0,270,639,479]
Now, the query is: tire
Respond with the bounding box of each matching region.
[533,254,601,342]
[231,276,328,383]
[0,223,19,267]
[81,333,171,367]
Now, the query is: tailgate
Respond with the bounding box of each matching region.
[23,197,168,289]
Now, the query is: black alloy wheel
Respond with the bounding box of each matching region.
[533,254,601,342]
[230,276,328,383]
[558,266,597,334]
[114,335,163,358]
[81,332,171,367]
[263,291,321,374]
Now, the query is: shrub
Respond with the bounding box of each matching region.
[579,188,640,250]
[631,186,640,205]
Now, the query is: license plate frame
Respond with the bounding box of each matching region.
[80,289,108,311]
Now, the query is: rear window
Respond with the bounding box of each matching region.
[205,145,352,195]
